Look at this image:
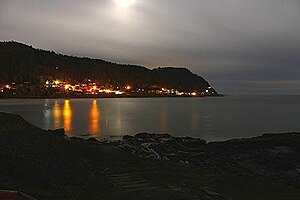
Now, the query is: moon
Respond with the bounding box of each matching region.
[114,0,136,7]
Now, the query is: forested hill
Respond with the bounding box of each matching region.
[0,41,213,92]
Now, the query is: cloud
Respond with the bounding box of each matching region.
[0,0,299,93]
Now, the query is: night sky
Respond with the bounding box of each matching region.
[1,0,299,94]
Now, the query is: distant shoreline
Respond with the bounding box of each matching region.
[0,94,224,99]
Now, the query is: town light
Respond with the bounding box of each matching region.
[64,84,71,90]
[115,91,123,95]
[103,89,113,93]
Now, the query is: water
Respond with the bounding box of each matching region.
[0,95,300,141]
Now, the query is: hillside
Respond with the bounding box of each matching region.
[0,41,214,93]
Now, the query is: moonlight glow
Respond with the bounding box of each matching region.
[114,0,136,7]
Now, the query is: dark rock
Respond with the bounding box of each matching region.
[119,133,207,162]
[70,137,85,142]
[135,132,155,141]
[118,132,300,187]
[50,128,66,138]
[123,135,135,140]
[87,137,100,144]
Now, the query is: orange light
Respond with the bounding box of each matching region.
[54,80,60,85]
[191,92,197,96]
[64,84,71,90]
[63,100,72,133]
[89,100,100,135]
[103,89,113,93]
[126,85,131,90]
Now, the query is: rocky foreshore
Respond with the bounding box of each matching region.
[117,132,300,187]
[1,112,300,200]
[118,133,206,162]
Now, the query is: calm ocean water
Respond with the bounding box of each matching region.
[0,95,299,141]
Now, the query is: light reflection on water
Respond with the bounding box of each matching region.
[45,99,102,137]
[1,96,300,141]
[63,100,72,134]
[89,100,100,135]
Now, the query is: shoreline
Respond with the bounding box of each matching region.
[0,94,224,99]
[1,112,300,200]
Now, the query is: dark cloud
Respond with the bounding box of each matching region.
[1,0,299,94]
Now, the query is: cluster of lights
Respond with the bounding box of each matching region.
[0,84,13,92]
[44,80,203,96]
[45,80,127,95]
[0,83,16,94]
[155,88,198,96]
[1,80,214,97]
